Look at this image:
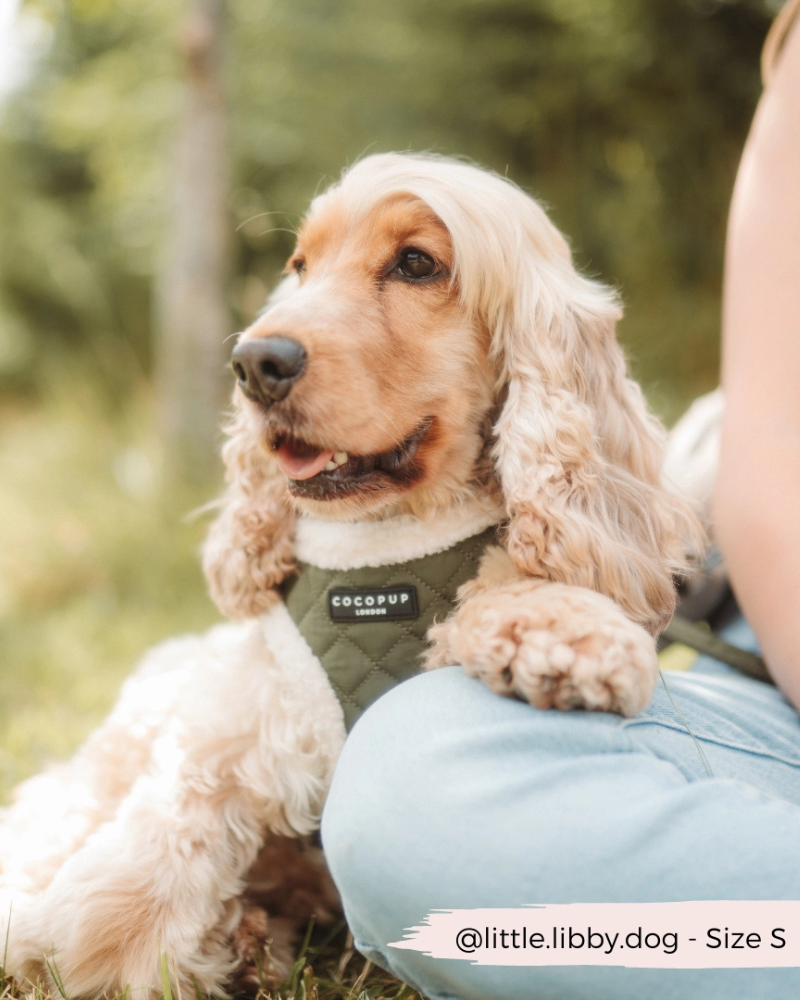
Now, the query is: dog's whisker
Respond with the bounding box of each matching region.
[235,210,290,232]
[254,226,300,240]
[369,415,405,444]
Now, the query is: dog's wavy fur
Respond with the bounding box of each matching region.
[0,153,701,999]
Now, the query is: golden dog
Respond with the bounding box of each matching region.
[0,153,699,997]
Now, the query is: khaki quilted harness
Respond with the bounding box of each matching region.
[282,525,497,730]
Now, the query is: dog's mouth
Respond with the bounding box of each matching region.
[272,418,433,501]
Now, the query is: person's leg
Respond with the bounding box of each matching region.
[322,666,800,1000]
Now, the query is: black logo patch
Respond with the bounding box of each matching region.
[328,585,419,622]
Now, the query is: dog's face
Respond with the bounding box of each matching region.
[232,191,495,518]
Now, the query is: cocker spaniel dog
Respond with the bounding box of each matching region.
[0,153,699,998]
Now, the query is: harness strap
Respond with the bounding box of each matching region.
[662,615,772,684]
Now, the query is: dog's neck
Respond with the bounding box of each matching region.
[294,491,503,570]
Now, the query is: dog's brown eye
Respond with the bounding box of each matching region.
[292,258,306,275]
[397,248,437,280]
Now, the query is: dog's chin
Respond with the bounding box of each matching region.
[270,417,434,514]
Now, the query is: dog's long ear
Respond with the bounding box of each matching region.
[491,225,701,635]
[202,405,295,619]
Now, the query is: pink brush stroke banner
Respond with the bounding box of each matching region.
[389,902,800,968]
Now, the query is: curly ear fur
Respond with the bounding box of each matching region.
[335,154,702,634]
[203,406,295,619]
[492,255,700,635]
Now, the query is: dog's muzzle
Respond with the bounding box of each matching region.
[231,336,307,406]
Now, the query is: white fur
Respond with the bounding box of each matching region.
[0,617,344,998]
[294,494,502,570]
[662,387,724,536]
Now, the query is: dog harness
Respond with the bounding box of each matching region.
[282,506,501,731]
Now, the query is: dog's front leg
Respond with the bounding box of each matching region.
[426,547,659,717]
[5,618,344,999]
[21,754,261,997]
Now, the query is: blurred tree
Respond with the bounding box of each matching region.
[0,0,179,397]
[155,0,229,479]
[0,0,776,427]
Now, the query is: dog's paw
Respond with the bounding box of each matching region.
[230,906,296,992]
[431,581,659,716]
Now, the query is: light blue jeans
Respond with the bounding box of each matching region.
[321,617,800,999]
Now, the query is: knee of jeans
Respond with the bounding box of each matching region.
[322,672,442,827]
[320,666,658,919]
[321,670,475,903]
[321,664,629,873]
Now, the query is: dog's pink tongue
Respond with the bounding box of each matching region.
[275,441,334,480]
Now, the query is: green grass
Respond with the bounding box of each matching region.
[0,386,221,800]
[234,920,421,1000]
[0,921,419,1000]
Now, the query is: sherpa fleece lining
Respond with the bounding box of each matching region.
[294,495,504,571]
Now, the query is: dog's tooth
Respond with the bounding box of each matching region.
[325,460,337,471]
[334,452,348,466]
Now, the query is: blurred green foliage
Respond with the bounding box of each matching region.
[0,0,774,417]
[0,388,218,799]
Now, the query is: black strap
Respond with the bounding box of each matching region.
[661,615,773,684]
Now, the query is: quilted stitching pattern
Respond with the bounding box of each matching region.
[283,526,497,730]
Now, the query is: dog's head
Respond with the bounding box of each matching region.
[204,153,699,632]
[230,180,495,518]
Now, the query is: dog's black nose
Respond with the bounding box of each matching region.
[231,336,307,405]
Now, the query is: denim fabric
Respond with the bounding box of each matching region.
[321,618,800,1000]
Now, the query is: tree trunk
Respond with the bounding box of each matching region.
[156,0,230,482]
